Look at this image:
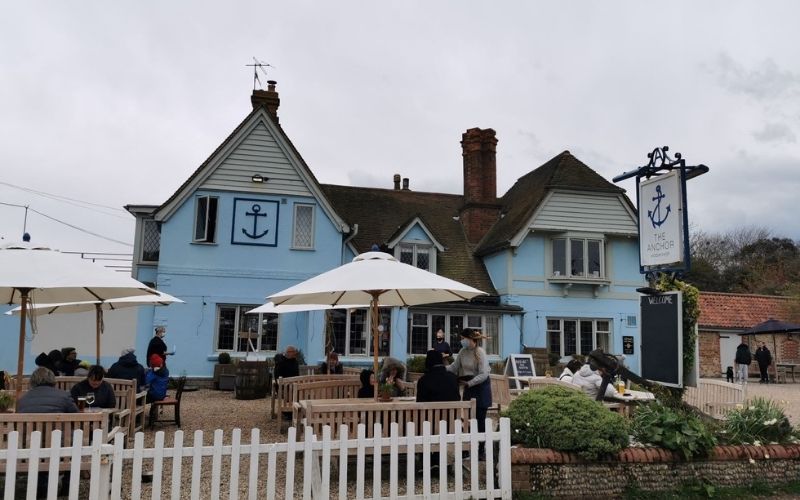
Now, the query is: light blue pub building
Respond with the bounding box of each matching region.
[117,82,646,377]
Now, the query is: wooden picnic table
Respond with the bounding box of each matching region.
[293,397,475,441]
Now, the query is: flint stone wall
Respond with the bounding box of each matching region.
[511,444,800,497]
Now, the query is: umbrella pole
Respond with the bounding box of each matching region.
[95,304,102,365]
[370,292,380,401]
[16,288,31,403]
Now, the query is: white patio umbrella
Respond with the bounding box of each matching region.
[268,251,487,397]
[246,301,367,315]
[7,291,184,364]
[0,241,157,399]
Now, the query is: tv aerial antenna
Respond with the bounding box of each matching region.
[246,57,275,90]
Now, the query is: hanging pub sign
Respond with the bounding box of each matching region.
[638,170,686,272]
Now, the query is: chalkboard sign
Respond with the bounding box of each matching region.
[505,354,536,389]
[622,336,635,355]
[640,291,683,387]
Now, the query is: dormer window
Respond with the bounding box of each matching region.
[552,236,604,278]
[397,243,433,272]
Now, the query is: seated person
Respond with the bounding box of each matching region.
[108,347,147,390]
[558,359,584,384]
[146,354,170,403]
[274,345,300,380]
[35,350,62,376]
[59,347,83,376]
[571,363,617,400]
[17,367,78,413]
[319,351,343,375]
[379,357,410,397]
[70,365,117,409]
[416,350,459,402]
[357,369,375,398]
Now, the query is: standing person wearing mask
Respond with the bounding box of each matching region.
[447,328,491,459]
[147,326,170,368]
[432,329,452,360]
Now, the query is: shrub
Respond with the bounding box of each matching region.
[0,392,14,412]
[406,356,426,374]
[217,352,231,365]
[503,386,629,460]
[722,397,793,445]
[632,401,717,460]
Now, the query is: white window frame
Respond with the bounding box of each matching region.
[546,318,612,359]
[407,311,500,356]
[551,235,605,279]
[291,203,316,250]
[139,218,160,264]
[214,304,280,353]
[193,195,219,244]
[395,242,435,272]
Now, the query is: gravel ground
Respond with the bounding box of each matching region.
[114,388,486,499]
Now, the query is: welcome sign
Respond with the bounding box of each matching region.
[638,170,685,270]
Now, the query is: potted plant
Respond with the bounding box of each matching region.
[214,352,237,390]
[378,383,395,402]
[0,392,14,412]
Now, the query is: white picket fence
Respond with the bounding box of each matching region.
[1,417,512,499]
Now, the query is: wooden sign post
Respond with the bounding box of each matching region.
[505,354,536,389]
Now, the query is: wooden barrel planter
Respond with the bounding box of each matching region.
[234,361,271,400]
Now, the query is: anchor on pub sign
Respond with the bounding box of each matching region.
[242,203,269,239]
[647,185,671,228]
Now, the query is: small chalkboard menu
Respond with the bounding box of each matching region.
[505,354,536,389]
[622,336,635,355]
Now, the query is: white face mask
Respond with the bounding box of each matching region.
[460,339,471,349]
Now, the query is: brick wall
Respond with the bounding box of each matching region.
[698,331,721,377]
[512,445,800,496]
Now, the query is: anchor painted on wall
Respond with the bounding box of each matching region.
[242,203,270,239]
[647,185,671,228]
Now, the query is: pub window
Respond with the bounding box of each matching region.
[292,204,315,249]
[193,195,218,244]
[215,304,279,352]
[140,219,160,263]
[551,237,604,278]
[547,318,612,359]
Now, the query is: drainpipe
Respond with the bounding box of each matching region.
[342,224,359,265]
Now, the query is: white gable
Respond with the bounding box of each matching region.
[200,121,311,197]
[531,191,637,235]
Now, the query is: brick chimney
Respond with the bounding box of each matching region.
[251,80,280,124]
[393,174,401,190]
[459,127,501,243]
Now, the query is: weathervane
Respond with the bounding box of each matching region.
[245,57,275,90]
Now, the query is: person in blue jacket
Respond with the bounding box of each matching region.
[145,354,170,403]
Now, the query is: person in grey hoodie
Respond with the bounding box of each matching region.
[571,363,617,400]
[16,367,78,413]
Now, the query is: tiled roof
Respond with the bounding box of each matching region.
[475,151,629,256]
[698,292,793,330]
[319,185,497,295]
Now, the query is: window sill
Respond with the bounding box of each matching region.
[191,241,218,246]
[549,277,610,297]
[290,246,316,251]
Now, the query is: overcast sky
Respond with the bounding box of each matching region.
[1,1,798,257]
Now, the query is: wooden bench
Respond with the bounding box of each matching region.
[488,374,522,415]
[8,376,146,439]
[0,412,121,473]
[683,378,744,419]
[272,374,360,421]
[296,399,476,442]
